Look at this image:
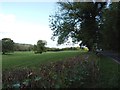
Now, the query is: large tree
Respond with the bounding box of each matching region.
[34,40,47,54]
[49,1,106,51]
[2,38,14,54]
[101,2,120,52]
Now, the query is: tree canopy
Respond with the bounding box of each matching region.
[34,40,47,54]
[2,38,14,54]
[101,2,120,52]
[49,1,119,52]
[49,1,107,51]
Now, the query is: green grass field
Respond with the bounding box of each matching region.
[2,50,84,70]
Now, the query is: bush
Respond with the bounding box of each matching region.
[34,51,42,54]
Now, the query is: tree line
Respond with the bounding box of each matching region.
[0,38,46,54]
[1,38,81,54]
[49,1,120,52]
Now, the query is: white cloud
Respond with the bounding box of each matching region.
[0,13,16,32]
[0,13,53,45]
[0,13,80,48]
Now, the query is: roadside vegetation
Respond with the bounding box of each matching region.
[2,51,120,88]
[97,55,120,88]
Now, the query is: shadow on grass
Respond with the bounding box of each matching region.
[2,53,14,55]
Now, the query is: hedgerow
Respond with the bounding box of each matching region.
[2,54,99,89]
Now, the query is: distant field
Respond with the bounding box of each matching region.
[2,50,84,70]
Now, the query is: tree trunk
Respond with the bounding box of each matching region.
[87,44,92,52]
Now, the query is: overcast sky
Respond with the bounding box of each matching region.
[0,2,80,48]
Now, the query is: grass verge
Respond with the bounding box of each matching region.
[97,55,120,88]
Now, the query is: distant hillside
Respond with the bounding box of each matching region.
[14,43,34,51]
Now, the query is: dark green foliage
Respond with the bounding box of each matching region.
[101,2,120,52]
[2,38,14,54]
[34,40,47,54]
[49,2,106,51]
[37,40,46,53]
[49,1,119,52]
[33,45,37,52]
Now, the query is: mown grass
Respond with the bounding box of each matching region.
[2,50,85,70]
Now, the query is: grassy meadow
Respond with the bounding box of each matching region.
[2,50,120,88]
[2,50,84,70]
